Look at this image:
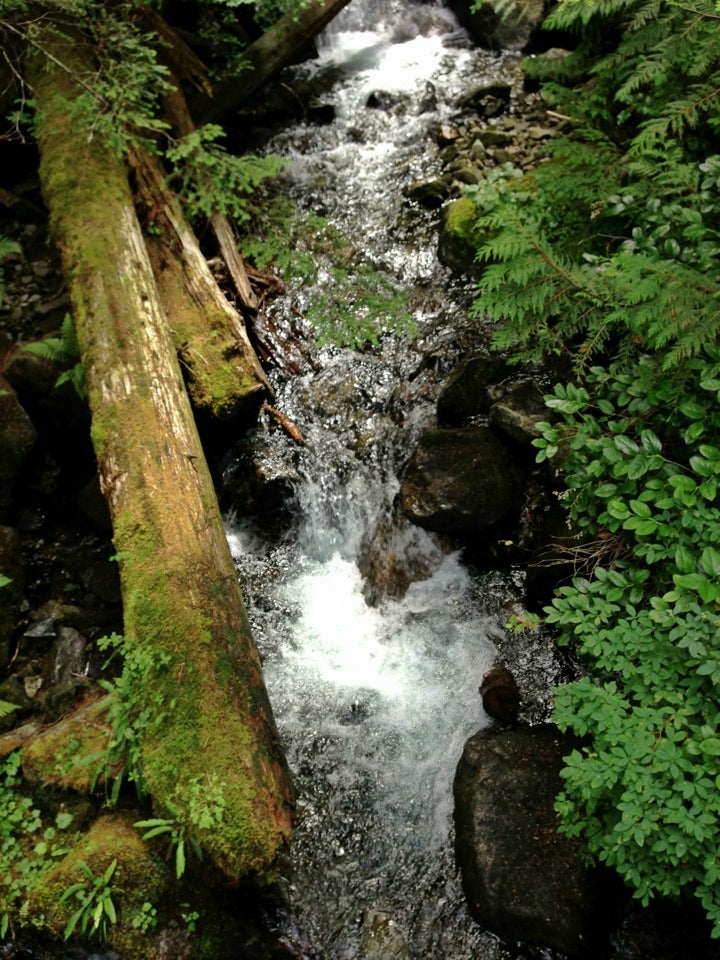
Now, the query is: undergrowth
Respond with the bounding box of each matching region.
[468,0,720,932]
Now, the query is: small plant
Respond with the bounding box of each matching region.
[134,811,197,880]
[21,313,85,398]
[181,905,200,932]
[0,753,77,938]
[0,236,20,309]
[78,632,172,803]
[130,900,158,934]
[135,776,226,879]
[165,124,286,224]
[59,858,118,943]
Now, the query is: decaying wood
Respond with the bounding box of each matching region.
[262,401,305,444]
[131,146,271,421]
[156,52,260,314]
[192,0,353,122]
[28,34,294,880]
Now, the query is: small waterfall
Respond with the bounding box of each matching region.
[224,3,550,957]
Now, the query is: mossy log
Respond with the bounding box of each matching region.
[193,0,353,122]
[131,146,270,422]
[28,36,294,880]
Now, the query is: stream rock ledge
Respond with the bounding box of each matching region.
[453,724,614,957]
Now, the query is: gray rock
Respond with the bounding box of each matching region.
[400,427,523,536]
[454,724,614,956]
[437,353,510,424]
[488,379,548,445]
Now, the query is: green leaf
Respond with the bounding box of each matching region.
[175,838,186,879]
[700,547,720,578]
[700,738,720,757]
[640,429,662,454]
[675,546,696,574]
[615,435,640,456]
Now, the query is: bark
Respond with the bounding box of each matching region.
[141,11,260,313]
[28,36,294,880]
[131,146,270,422]
[192,0,353,123]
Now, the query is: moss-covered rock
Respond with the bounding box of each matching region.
[21,695,112,792]
[438,196,482,275]
[29,812,169,959]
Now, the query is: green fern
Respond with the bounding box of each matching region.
[0,700,19,720]
[22,314,85,398]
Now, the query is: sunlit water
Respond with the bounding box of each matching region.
[224,3,546,958]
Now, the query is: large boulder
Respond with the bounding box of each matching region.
[454,724,614,956]
[400,426,523,536]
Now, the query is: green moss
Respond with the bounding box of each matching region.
[29,813,169,959]
[444,195,478,244]
[21,698,111,793]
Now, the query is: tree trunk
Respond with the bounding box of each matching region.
[192,0,353,123]
[28,35,294,880]
[131,146,271,422]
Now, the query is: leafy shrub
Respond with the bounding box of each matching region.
[467,0,720,931]
[21,313,85,398]
[0,753,77,939]
[534,351,720,932]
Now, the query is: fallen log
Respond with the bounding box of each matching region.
[191,0,353,123]
[131,146,271,422]
[28,34,294,880]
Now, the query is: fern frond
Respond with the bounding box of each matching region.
[0,699,19,719]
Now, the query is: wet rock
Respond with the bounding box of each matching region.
[47,625,87,684]
[41,676,93,723]
[0,374,37,517]
[433,122,461,146]
[405,178,449,207]
[417,81,437,114]
[437,353,510,424]
[400,426,524,536]
[479,662,519,723]
[437,197,481,275]
[488,378,548,446]
[454,724,615,956]
[461,81,513,113]
[361,908,409,960]
[366,90,405,111]
[358,514,447,605]
[221,429,301,517]
[478,127,514,147]
[0,526,24,666]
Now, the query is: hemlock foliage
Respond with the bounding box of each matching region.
[469,0,720,933]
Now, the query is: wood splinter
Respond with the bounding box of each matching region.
[262,401,305,444]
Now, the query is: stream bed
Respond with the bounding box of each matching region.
[222,3,566,956]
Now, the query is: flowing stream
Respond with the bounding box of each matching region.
[223,3,564,957]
